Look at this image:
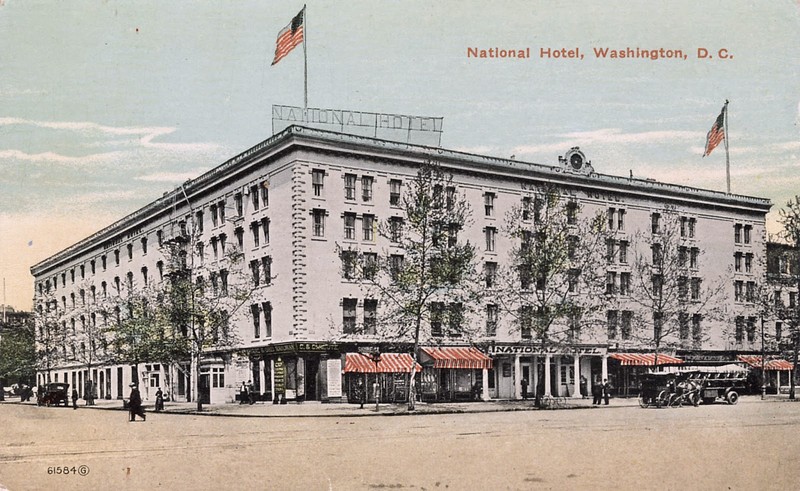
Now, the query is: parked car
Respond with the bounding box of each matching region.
[39,383,70,407]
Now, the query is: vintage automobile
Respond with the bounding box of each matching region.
[38,382,70,407]
[638,372,700,408]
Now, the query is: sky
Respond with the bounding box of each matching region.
[0,0,798,311]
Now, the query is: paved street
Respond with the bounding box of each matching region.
[1,399,799,490]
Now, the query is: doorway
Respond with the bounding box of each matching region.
[305,357,319,401]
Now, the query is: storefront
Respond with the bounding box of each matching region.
[486,344,607,400]
[737,355,795,394]
[343,352,421,404]
[607,352,683,397]
[252,342,344,403]
[418,347,492,402]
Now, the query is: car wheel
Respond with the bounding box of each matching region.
[726,391,739,405]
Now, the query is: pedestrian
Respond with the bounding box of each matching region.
[521,378,529,400]
[155,387,164,412]
[71,388,78,410]
[239,381,248,405]
[128,383,146,422]
[247,380,256,405]
[580,375,588,399]
[602,379,611,405]
[355,379,365,409]
[591,378,602,405]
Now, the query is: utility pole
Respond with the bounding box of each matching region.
[761,317,766,400]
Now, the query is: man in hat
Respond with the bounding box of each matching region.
[128,383,146,422]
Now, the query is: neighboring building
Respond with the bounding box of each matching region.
[31,125,774,404]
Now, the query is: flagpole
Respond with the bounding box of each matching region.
[723,99,730,194]
[303,4,308,109]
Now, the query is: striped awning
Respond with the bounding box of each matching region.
[343,353,422,373]
[737,355,794,371]
[609,353,683,366]
[420,347,492,370]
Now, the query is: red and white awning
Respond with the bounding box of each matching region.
[737,355,794,371]
[420,347,492,370]
[609,353,683,366]
[343,353,422,373]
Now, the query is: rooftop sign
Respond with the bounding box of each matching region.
[272,105,443,146]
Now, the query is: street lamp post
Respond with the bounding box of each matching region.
[761,317,766,400]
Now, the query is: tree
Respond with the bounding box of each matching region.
[497,185,609,400]
[339,161,483,410]
[0,313,36,392]
[32,293,62,385]
[626,207,726,365]
[778,196,800,399]
[70,280,111,403]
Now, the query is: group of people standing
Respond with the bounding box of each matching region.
[239,380,256,405]
[591,378,612,405]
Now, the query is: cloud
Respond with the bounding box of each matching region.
[0,149,125,165]
[556,128,702,144]
[136,171,207,182]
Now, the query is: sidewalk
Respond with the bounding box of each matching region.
[3,393,792,418]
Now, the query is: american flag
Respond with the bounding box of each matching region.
[703,105,726,157]
[271,9,304,66]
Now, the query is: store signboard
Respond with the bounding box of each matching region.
[327,358,342,398]
[273,358,286,394]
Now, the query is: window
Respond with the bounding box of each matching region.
[390,254,404,282]
[653,312,664,340]
[746,281,755,303]
[734,281,744,302]
[744,225,752,244]
[261,218,269,244]
[606,271,617,295]
[679,312,689,340]
[310,170,324,195]
[262,256,272,285]
[210,272,219,296]
[734,252,742,272]
[344,213,356,240]
[652,274,663,298]
[680,216,688,237]
[363,299,377,335]
[568,269,580,293]
[262,302,272,337]
[621,311,632,340]
[251,304,260,338]
[566,201,578,225]
[485,262,497,288]
[141,237,148,255]
[445,187,456,211]
[620,272,630,296]
[484,193,495,217]
[71,268,76,283]
[157,230,163,247]
[617,209,626,230]
[251,221,261,247]
[235,193,243,216]
[389,179,402,206]
[607,208,615,230]
[114,276,120,293]
[313,209,325,237]
[218,200,226,224]
[776,322,783,342]
[127,243,133,261]
[607,310,618,340]
[746,317,756,343]
[344,174,357,200]
[101,281,107,298]
[734,223,742,243]
[361,176,373,202]
[692,314,702,344]
[362,214,374,241]
[210,237,219,259]
[79,289,85,306]
[251,184,260,210]
[448,303,463,336]
[567,236,578,259]
[652,243,663,264]
[678,276,689,301]
[606,239,615,263]
[691,278,701,301]
[341,250,357,280]
[343,298,357,333]
[690,248,699,269]
[80,264,85,279]
[775,290,783,309]
[389,217,403,243]
[259,184,268,208]
[156,261,163,281]
[486,304,498,336]
[101,255,107,271]
[363,253,378,281]
[141,267,148,287]
[790,291,797,309]
[651,213,661,234]
[618,241,628,264]
[745,253,753,273]
[688,218,696,238]
[485,227,496,252]
[522,197,532,221]
[126,271,134,290]
[220,233,227,254]
[431,302,445,337]
[250,260,260,286]
[734,316,744,342]
[228,228,240,250]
